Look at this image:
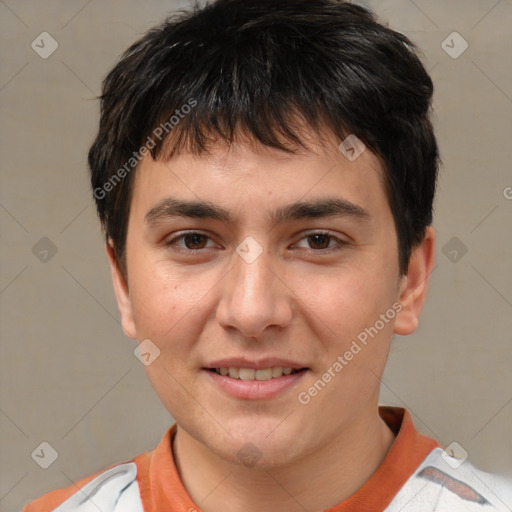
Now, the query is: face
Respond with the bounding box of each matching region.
[109,134,433,467]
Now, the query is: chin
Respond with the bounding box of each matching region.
[219,439,302,470]
[210,421,307,469]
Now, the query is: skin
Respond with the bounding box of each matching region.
[107,132,435,512]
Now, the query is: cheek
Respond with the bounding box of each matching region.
[292,264,398,342]
[128,258,217,345]
[128,265,216,406]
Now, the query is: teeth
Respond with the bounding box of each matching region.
[272,367,283,377]
[239,368,255,380]
[255,368,272,381]
[214,367,298,380]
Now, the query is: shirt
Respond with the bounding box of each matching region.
[22,407,512,511]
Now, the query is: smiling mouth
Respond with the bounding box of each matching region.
[206,367,307,381]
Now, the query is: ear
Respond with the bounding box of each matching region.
[394,226,436,336]
[106,239,137,339]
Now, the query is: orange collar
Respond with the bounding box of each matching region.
[134,406,439,511]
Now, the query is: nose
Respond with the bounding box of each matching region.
[215,247,294,339]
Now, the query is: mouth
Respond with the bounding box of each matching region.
[205,367,307,381]
[202,364,309,400]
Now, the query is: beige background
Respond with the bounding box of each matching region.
[1,1,511,510]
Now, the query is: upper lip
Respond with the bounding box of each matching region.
[205,357,308,370]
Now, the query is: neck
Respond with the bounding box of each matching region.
[173,406,396,512]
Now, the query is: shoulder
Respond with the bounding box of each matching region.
[21,426,177,512]
[21,461,143,512]
[386,447,512,512]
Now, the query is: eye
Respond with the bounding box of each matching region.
[294,232,345,251]
[166,231,216,251]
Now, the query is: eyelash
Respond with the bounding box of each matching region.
[165,231,348,254]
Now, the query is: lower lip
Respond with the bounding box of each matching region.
[203,369,307,400]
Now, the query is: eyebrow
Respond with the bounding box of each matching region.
[144,197,370,226]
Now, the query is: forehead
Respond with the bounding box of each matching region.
[129,136,388,224]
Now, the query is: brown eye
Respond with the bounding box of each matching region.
[307,234,332,249]
[183,233,208,250]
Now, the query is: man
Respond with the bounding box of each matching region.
[23,0,512,510]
